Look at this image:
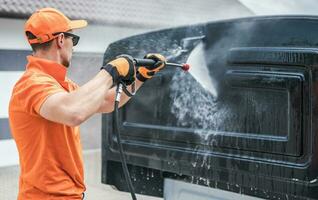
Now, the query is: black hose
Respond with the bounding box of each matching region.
[114,100,137,200]
[112,58,187,200]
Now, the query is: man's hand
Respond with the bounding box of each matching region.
[101,55,136,85]
[137,53,166,82]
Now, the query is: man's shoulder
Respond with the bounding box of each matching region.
[10,69,65,114]
[18,69,59,86]
[12,69,60,97]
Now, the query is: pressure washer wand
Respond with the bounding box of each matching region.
[133,58,190,71]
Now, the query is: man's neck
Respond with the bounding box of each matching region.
[32,49,62,65]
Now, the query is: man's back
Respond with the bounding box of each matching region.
[9,56,85,199]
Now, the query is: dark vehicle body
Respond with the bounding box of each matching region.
[102,16,318,200]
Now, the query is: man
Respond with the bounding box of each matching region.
[8,7,166,200]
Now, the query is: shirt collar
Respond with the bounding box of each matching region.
[26,55,67,82]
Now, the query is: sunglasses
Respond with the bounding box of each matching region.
[53,32,80,46]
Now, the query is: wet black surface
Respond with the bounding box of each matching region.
[102,16,318,199]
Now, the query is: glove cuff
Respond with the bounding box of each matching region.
[136,72,149,82]
[101,64,119,84]
[136,67,155,82]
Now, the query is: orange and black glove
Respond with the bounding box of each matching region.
[101,55,136,85]
[136,53,166,82]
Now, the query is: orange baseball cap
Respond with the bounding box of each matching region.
[25,8,87,44]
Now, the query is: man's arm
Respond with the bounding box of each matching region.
[39,55,136,127]
[40,70,113,127]
[97,79,144,113]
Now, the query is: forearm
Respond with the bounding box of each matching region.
[66,70,113,120]
[39,70,113,126]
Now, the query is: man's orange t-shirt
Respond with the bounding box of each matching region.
[9,56,86,199]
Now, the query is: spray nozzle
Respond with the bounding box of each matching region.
[182,63,190,71]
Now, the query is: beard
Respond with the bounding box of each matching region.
[62,60,70,68]
[61,56,71,68]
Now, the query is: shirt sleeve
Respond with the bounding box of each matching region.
[17,73,66,115]
[66,77,80,90]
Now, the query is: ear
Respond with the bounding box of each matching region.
[56,33,65,48]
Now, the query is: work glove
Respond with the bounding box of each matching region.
[101,55,136,86]
[136,53,166,82]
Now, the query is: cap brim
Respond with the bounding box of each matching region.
[69,20,88,30]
